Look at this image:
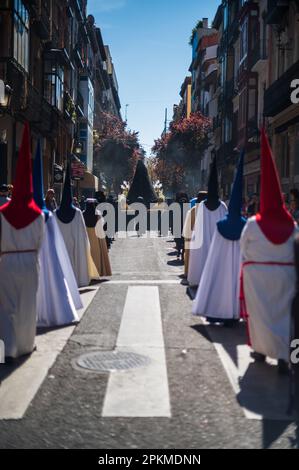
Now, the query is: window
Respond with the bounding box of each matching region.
[240,18,248,64]
[13,0,29,71]
[262,14,268,59]
[250,16,259,54]
[44,61,64,112]
[239,88,247,128]
[223,3,229,31]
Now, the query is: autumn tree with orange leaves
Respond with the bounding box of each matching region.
[93,112,141,193]
[152,112,211,195]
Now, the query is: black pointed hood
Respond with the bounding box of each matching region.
[83,199,98,228]
[205,156,220,210]
[56,163,76,223]
[127,160,157,204]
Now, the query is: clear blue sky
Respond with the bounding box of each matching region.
[88,0,221,155]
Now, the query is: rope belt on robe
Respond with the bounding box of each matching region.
[239,260,295,346]
[0,249,38,256]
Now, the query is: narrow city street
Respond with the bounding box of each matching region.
[0,233,298,449]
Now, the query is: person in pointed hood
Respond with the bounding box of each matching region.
[183,191,208,278]
[187,156,227,287]
[83,199,112,277]
[127,159,158,206]
[54,163,99,287]
[0,123,45,359]
[192,152,246,324]
[206,156,220,210]
[55,163,76,224]
[33,142,81,327]
[240,128,297,373]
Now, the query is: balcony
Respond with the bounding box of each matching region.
[264,59,299,116]
[44,47,72,69]
[0,58,26,112]
[266,0,289,25]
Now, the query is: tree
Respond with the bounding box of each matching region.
[152,112,211,195]
[93,112,140,193]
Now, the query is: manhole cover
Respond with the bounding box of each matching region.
[75,350,151,372]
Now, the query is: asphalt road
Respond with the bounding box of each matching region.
[0,233,298,449]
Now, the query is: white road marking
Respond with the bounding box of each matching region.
[102,286,171,417]
[0,287,99,421]
[107,279,181,285]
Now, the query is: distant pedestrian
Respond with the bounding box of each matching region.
[174,192,189,261]
[45,189,57,212]
[0,184,11,207]
[7,184,13,198]
[80,195,86,211]
[72,196,80,208]
[290,189,299,224]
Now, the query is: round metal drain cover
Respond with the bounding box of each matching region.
[75,350,151,372]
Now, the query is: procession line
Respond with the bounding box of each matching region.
[102,286,171,417]
[0,287,99,421]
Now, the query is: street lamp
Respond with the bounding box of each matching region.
[0,84,13,114]
[73,141,83,156]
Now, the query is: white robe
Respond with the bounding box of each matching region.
[192,228,241,319]
[37,213,79,328]
[0,214,44,358]
[188,201,227,286]
[55,209,99,288]
[240,217,297,361]
[51,216,82,310]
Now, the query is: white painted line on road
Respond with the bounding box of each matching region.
[107,279,181,285]
[102,286,171,418]
[0,287,99,421]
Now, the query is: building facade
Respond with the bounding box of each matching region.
[0,0,121,199]
[177,0,299,199]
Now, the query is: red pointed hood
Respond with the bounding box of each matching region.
[0,123,42,229]
[256,128,294,244]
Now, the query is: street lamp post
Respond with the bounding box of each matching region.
[0,83,13,115]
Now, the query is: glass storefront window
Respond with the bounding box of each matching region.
[44,61,64,112]
[13,0,29,72]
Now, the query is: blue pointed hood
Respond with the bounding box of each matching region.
[56,163,76,223]
[217,151,246,241]
[33,140,49,221]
